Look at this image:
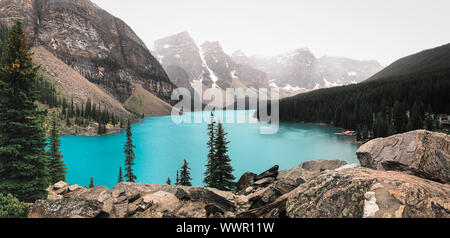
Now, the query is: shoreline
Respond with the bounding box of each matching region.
[62,111,361,144]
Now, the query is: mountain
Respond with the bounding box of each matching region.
[32,46,132,119]
[273,44,450,138]
[368,43,450,81]
[153,32,269,98]
[0,0,173,102]
[0,0,174,117]
[232,48,383,92]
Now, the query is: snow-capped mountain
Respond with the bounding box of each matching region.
[153,31,214,89]
[153,32,269,94]
[232,49,383,94]
[154,31,383,99]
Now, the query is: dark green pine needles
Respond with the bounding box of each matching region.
[118,167,123,184]
[47,112,67,184]
[123,120,137,182]
[0,22,49,202]
[203,112,235,191]
[179,159,192,186]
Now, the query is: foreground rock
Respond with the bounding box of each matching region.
[30,134,450,219]
[30,182,247,218]
[237,160,349,217]
[357,130,450,183]
[286,165,450,218]
[29,199,103,218]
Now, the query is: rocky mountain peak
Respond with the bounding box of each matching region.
[0,0,174,103]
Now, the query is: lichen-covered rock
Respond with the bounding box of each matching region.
[286,166,450,218]
[254,165,279,181]
[29,198,103,218]
[357,130,450,183]
[236,172,257,192]
[63,186,114,216]
[277,159,347,185]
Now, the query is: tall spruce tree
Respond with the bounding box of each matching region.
[166,177,171,185]
[212,123,235,191]
[47,112,67,184]
[179,159,192,186]
[0,22,49,202]
[118,167,123,184]
[203,112,217,187]
[123,120,136,182]
[89,177,94,188]
[175,170,180,185]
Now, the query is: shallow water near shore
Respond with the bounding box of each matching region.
[60,110,360,188]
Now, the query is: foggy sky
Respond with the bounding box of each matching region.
[91,0,450,66]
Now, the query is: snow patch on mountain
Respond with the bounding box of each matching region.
[323,78,343,87]
[199,47,219,89]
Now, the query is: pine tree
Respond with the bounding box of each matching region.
[179,159,192,186]
[166,177,171,185]
[0,22,49,202]
[407,103,424,131]
[425,114,434,131]
[212,123,235,191]
[393,101,407,133]
[175,171,180,185]
[361,125,369,140]
[118,167,123,184]
[66,115,71,127]
[123,120,136,182]
[47,112,67,184]
[89,177,94,188]
[203,112,217,187]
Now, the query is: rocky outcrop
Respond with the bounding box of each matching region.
[236,160,348,217]
[286,166,450,218]
[29,198,104,218]
[30,133,450,218]
[357,130,450,183]
[0,0,174,103]
[30,181,249,218]
[278,159,347,183]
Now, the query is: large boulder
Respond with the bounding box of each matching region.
[253,165,279,181]
[357,130,450,183]
[236,172,257,192]
[277,159,347,187]
[29,198,103,218]
[286,166,450,218]
[64,186,114,216]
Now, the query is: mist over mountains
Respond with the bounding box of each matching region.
[153,31,383,98]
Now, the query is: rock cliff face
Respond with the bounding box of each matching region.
[357,130,450,184]
[0,0,174,103]
[28,130,450,218]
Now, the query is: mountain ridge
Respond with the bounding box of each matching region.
[367,43,450,81]
[0,0,175,104]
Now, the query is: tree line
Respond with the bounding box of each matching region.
[277,68,450,140]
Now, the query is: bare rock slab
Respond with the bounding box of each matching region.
[357,130,450,183]
[286,166,450,218]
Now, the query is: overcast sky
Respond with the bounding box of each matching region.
[91,0,450,66]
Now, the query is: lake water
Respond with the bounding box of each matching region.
[61,110,360,188]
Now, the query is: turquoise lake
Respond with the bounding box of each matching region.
[61,110,360,188]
